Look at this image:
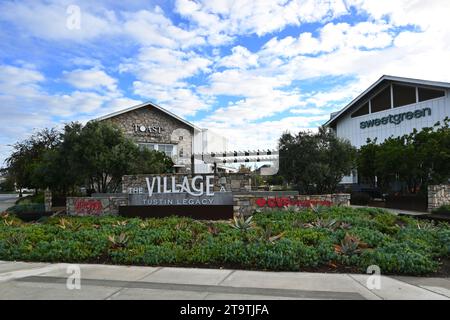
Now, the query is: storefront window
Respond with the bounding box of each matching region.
[158,144,174,156]
[139,143,175,157]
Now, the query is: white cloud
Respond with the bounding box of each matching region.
[119,46,213,116]
[122,8,205,48]
[0,63,144,165]
[199,68,290,98]
[0,1,119,41]
[63,68,117,92]
[174,0,349,43]
[198,115,326,151]
[218,46,259,69]
[120,47,212,87]
[348,0,450,30]
[204,90,303,124]
[0,64,45,97]
[2,0,450,162]
[132,82,210,117]
[260,21,393,58]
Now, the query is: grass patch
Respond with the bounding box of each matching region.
[0,207,449,275]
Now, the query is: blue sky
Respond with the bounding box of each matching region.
[1,0,450,165]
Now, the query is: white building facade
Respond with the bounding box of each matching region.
[324,75,450,184]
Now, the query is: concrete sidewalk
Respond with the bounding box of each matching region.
[0,261,448,300]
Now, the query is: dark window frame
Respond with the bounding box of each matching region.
[393,83,417,108]
[370,85,392,114]
[418,86,445,103]
[351,101,370,118]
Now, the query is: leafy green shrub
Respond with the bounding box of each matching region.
[7,203,45,214]
[432,204,450,215]
[358,243,438,275]
[0,208,449,275]
[15,193,44,205]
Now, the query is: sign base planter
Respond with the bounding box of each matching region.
[118,205,233,220]
[66,174,351,219]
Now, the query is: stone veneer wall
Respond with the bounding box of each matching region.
[122,173,253,194]
[428,184,450,211]
[233,193,351,217]
[100,105,194,166]
[67,196,127,216]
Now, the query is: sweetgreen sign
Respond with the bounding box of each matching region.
[360,107,431,129]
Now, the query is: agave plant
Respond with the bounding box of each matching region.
[3,219,15,226]
[0,212,10,219]
[259,226,285,243]
[231,215,255,232]
[175,221,189,231]
[310,203,326,214]
[58,218,70,230]
[58,218,81,231]
[282,205,302,213]
[338,222,352,230]
[303,218,337,230]
[108,233,129,249]
[334,234,368,256]
[113,220,127,227]
[417,221,438,231]
[139,221,148,229]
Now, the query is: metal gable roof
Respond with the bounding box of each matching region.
[324,75,450,127]
[93,101,202,131]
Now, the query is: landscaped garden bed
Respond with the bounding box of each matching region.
[0,206,449,276]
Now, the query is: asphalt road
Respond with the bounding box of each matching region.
[0,193,18,212]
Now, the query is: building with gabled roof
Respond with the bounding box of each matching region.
[93,101,228,173]
[324,75,450,184]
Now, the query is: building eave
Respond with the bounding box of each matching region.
[324,75,450,127]
[92,101,203,131]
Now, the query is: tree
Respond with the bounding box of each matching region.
[0,169,15,192]
[356,139,378,187]
[279,126,356,194]
[4,121,174,195]
[59,121,174,193]
[5,128,60,196]
[357,118,450,194]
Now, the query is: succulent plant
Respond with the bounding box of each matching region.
[338,222,352,230]
[334,234,368,256]
[57,217,81,231]
[259,226,285,243]
[231,215,255,232]
[108,233,129,249]
[175,221,189,231]
[416,221,438,231]
[303,218,337,230]
[282,205,303,212]
[310,203,326,214]
[113,220,127,227]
